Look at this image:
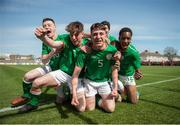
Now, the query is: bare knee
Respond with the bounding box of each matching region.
[24,72,33,82]
[32,78,43,88]
[86,105,95,111]
[76,92,86,112]
[24,69,42,82]
[106,105,115,113]
[103,101,115,113]
[130,97,138,104]
[85,97,95,111]
[77,106,86,112]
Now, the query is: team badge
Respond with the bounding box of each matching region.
[106,54,113,60]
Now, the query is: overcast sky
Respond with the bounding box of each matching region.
[0,0,180,57]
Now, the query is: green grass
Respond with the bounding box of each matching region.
[0,65,180,124]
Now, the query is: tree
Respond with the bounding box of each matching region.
[164,47,178,63]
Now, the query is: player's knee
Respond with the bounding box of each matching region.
[76,92,86,112]
[32,78,42,88]
[86,106,95,111]
[103,102,115,113]
[24,72,32,82]
[106,107,115,113]
[86,102,95,111]
[130,97,138,104]
[77,105,86,112]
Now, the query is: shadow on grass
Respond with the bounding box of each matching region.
[0,93,98,124]
[140,98,180,111]
[55,101,98,124]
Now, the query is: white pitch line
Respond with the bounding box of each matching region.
[0,105,25,113]
[137,77,180,88]
[143,74,177,78]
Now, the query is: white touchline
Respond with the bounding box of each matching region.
[137,77,180,88]
[143,74,177,78]
[0,105,25,113]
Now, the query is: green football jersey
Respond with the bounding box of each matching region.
[58,34,89,76]
[76,44,117,82]
[109,35,118,43]
[41,34,63,71]
[119,44,141,76]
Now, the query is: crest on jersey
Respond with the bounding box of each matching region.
[106,54,113,60]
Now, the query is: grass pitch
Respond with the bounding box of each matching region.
[0,65,180,124]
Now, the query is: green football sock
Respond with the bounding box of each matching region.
[28,93,40,106]
[22,81,32,99]
[62,83,70,100]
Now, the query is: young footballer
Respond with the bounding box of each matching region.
[11,18,64,108]
[115,27,143,104]
[101,20,118,45]
[71,23,119,113]
[18,21,88,112]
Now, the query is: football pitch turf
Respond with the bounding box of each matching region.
[0,65,180,124]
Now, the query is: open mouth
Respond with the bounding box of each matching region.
[46,30,51,34]
[46,31,51,34]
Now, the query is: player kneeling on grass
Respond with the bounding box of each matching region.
[71,23,119,113]
[114,27,143,104]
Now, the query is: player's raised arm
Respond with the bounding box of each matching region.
[34,26,64,49]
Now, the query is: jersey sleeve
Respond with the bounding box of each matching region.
[109,35,118,43]
[41,43,49,55]
[76,51,86,68]
[132,51,141,69]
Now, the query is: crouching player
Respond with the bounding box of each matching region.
[11,18,63,108]
[71,23,119,113]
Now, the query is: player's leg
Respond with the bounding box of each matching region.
[19,70,60,112]
[75,91,86,112]
[73,79,86,112]
[99,94,115,113]
[125,85,138,104]
[11,66,51,107]
[85,96,95,111]
[98,82,115,113]
[123,75,138,104]
[56,85,66,104]
[84,79,97,111]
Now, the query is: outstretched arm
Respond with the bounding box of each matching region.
[34,27,64,48]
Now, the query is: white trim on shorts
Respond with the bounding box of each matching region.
[49,69,84,93]
[36,65,52,75]
[119,75,136,86]
[83,78,111,97]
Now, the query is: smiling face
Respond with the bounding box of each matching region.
[42,20,56,39]
[91,29,107,50]
[119,31,132,51]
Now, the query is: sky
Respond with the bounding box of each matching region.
[0,0,180,57]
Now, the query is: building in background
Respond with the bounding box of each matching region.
[140,50,180,66]
[0,54,41,65]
